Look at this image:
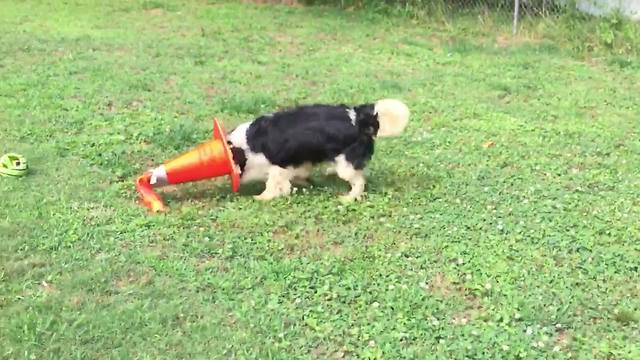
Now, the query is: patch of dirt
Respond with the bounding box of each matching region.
[333,349,347,359]
[226,312,239,326]
[496,34,544,48]
[275,229,345,258]
[246,0,301,6]
[115,271,153,289]
[426,272,484,325]
[105,100,116,113]
[271,32,296,43]
[496,35,512,48]
[451,309,475,325]
[70,295,84,308]
[40,280,58,295]
[555,329,572,350]
[310,345,349,359]
[428,35,444,48]
[204,86,222,97]
[165,78,177,87]
[483,140,496,149]
[306,229,325,243]
[145,8,164,16]
[270,32,302,55]
[311,344,328,358]
[272,228,288,241]
[145,242,172,259]
[451,296,483,326]
[127,99,144,109]
[328,243,344,256]
[196,257,229,273]
[428,272,461,298]
[316,33,338,42]
[113,47,130,56]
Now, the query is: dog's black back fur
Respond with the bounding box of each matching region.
[246,103,379,169]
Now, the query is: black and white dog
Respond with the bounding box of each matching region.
[226,99,410,201]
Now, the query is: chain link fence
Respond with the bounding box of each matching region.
[513,0,640,34]
[300,1,560,34]
[300,0,639,34]
[258,0,639,56]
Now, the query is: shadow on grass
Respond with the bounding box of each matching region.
[154,168,441,208]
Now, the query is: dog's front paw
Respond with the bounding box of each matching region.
[254,185,291,201]
[339,192,364,203]
[254,192,275,201]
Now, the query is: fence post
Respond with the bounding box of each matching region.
[513,0,520,35]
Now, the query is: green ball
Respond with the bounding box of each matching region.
[0,153,28,177]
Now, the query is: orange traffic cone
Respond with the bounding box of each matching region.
[135,118,241,212]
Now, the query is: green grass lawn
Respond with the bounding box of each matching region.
[1,0,639,358]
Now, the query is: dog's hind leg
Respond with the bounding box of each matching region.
[291,162,313,187]
[254,166,293,201]
[324,165,337,176]
[334,155,365,202]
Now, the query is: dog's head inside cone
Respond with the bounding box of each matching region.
[136,118,241,212]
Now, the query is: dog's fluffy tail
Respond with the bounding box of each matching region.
[375,99,410,137]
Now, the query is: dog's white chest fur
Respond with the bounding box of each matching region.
[227,122,272,183]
